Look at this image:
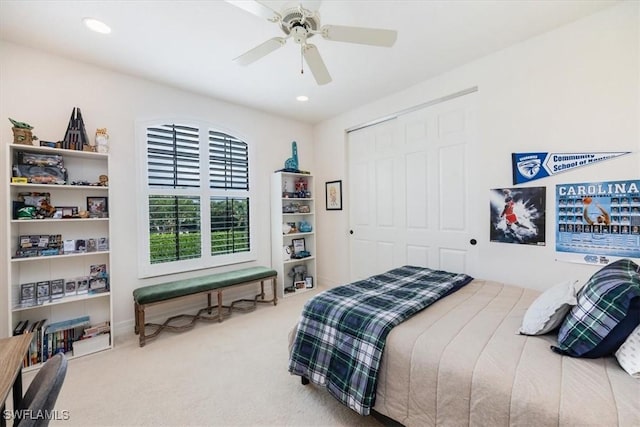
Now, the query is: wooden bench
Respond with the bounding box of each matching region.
[133,266,277,347]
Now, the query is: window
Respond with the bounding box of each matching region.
[137,121,254,277]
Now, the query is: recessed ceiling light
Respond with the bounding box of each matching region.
[83,18,111,34]
[296,95,309,102]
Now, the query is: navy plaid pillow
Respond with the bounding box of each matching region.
[553,259,640,358]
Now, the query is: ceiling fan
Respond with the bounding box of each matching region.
[226,0,398,85]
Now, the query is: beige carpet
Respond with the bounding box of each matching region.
[23,287,384,427]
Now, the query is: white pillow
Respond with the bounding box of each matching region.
[518,280,578,335]
[615,324,640,378]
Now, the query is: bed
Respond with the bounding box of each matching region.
[288,265,640,427]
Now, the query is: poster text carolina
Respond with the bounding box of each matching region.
[557,182,639,196]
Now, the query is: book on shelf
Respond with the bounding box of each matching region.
[42,315,90,363]
[17,318,47,368]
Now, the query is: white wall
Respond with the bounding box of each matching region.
[313,2,640,290]
[0,42,313,338]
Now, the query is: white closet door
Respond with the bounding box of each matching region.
[348,93,479,281]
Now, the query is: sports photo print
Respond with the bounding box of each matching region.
[490,186,546,245]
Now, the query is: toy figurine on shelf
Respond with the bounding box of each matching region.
[295,178,307,197]
[95,128,109,153]
[9,118,38,145]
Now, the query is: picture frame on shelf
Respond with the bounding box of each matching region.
[305,276,314,289]
[325,180,342,210]
[87,196,108,217]
[295,280,306,290]
[58,206,78,219]
[292,238,306,255]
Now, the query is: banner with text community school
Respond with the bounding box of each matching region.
[512,152,630,184]
[555,179,640,265]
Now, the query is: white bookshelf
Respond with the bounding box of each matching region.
[5,143,113,368]
[271,172,316,298]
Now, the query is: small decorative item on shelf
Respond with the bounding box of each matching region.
[288,264,307,286]
[282,223,292,234]
[298,220,312,233]
[95,128,109,153]
[9,118,38,146]
[284,141,299,172]
[99,174,108,186]
[283,203,300,213]
[62,107,90,151]
[282,245,292,261]
[298,205,310,213]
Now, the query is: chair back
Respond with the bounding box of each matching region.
[15,353,68,427]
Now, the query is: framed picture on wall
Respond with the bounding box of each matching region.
[325,180,342,210]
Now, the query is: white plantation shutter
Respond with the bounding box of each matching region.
[147,124,200,188]
[140,121,254,276]
[209,131,249,190]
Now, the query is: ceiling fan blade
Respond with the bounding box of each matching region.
[303,44,332,85]
[300,0,322,11]
[322,25,397,47]
[234,37,286,66]
[225,0,281,22]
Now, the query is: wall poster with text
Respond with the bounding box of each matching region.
[490,187,546,245]
[556,179,640,264]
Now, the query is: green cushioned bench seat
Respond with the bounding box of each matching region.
[133,266,277,346]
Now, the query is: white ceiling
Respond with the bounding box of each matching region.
[0,0,619,124]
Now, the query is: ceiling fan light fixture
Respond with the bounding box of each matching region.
[228,0,397,85]
[82,17,111,34]
[296,95,309,102]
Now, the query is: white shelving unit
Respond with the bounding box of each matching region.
[5,144,112,368]
[271,172,316,298]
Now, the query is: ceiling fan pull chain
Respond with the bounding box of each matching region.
[300,45,304,75]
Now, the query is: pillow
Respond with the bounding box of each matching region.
[552,259,640,358]
[518,279,578,335]
[615,324,640,378]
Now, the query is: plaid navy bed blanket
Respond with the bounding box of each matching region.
[288,265,473,415]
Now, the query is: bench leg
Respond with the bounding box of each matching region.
[207,292,212,314]
[134,300,139,334]
[137,303,146,347]
[272,277,278,306]
[217,291,224,322]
